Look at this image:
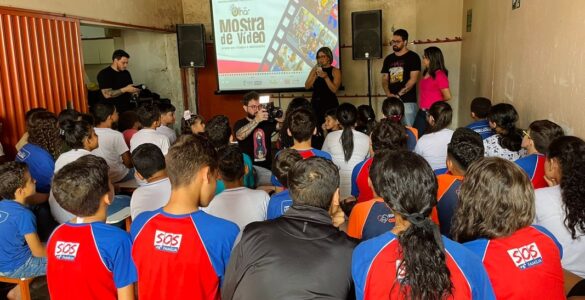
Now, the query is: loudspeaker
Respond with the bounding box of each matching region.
[177,24,206,68]
[352,10,382,60]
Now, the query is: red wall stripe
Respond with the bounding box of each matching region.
[0,8,86,158]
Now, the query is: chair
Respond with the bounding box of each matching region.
[0,276,34,300]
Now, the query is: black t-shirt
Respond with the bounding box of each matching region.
[380,51,421,103]
[234,118,276,170]
[97,66,134,111]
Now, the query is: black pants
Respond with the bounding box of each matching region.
[413,109,428,137]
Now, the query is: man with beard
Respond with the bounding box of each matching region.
[97,49,140,113]
[234,91,281,171]
[381,29,421,126]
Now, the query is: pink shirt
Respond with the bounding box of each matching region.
[419,70,449,110]
[123,129,137,148]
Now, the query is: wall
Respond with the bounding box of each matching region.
[0,0,183,30]
[460,0,585,137]
[183,0,463,123]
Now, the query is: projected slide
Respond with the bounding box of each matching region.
[211,0,340,92]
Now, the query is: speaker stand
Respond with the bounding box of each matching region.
[366,57,372,107]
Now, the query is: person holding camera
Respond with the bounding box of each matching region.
[234,92,283,172]
[97,49,140,113]
[305,47,341,128]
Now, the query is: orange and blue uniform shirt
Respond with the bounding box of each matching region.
[347,198,394,240]
[130,209,239,300]
[352,231,496,299]
[47,222,137,300]
[431,174,463,238]
[515,153,547,189]
[406,126,418,151]
[463,225,564,300]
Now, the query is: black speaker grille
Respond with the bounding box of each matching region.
[177,24,206,68]
[352,10,382,60]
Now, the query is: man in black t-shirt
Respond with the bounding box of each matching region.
[234,92,281,171]
[97,49,140,113]
[380,29,421,126]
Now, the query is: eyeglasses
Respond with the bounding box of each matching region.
[522,130,532,139]
[247,105,260,110]
[390,40,404,44]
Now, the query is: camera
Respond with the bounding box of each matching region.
[259,95,283,122]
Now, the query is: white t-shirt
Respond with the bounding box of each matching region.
[156,126,177,144]
[203,187,269,238]
[130,177,172,220]
[92,127,130,183]
[414,128,454,170]
[534,185,585,278]
[483,134,526,161]
[130,128,170,155]
[50,149,93,223]
[321,129,370,198]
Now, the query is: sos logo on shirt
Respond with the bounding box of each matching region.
[507,242,543,270]
[54,241,80,261]
[154,230,183,253]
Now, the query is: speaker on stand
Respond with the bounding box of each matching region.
[351,10,382,107]
[177,24,206,114]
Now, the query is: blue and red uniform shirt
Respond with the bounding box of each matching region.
[352,231,495,300]
[515,153,547,189]
[351,158,374,203]
[130,209,238,300]
[271,148,332,186]
[47,222,137,300]
[431,174,463,238]
[266,190,292,220]
[347,198,394,240]
[463,225,564,300]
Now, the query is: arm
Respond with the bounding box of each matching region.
[235,111,268,141]
[101,84,139,99]
[441,88,452,101]
[398,70,420,96]
[26,192,49,205]
[121,151,133,168]
[305,66,318,89]
[24,232,46,257]
[116,284,135,300]
[322,68,341,93]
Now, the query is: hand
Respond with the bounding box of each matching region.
[317,69,327,78]
[321,122,328,132]
[122,84,140,94]
[329,200,347,228]
[254,109,269,123]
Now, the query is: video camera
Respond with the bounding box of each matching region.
[259,95,283,122]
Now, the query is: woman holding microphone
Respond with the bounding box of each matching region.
[305,46,342,127]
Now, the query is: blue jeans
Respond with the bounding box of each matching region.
[0,256,46,278]
[403,102,418,127]
[116,168,135,183]
[108,195,131,216]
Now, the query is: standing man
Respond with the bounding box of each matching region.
[97,49,140,113]
[381,29,421,126]
[234,92,281,172]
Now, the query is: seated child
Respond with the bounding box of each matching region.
[130,104,170,155]
[156,102,177,144]
[130,144,171,219]
[91,101,134,183]
[48,155,137,300]
[0,162,47,300]
[181,110,205,135]
[204,146,269,235]
[466,97,494,140]
[266,148,302,219]
[321,108,341,139]
[118,111,141,148]
[130,135,239,299]
[432,128,484,237]
[382,97,418,151]
[451,157,564,299]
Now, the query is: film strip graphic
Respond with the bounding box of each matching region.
[259,0,339,73]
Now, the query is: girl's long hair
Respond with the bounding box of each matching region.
[27,111,62,159]
[336,103,357,162]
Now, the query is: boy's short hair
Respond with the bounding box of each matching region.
[52,155,110,217]
[205,115,231,150]
[91,101,116,124]
[136,104,160,127]
[166,134,217,187]
[470,97,492,119]
[272,149,303,188]
[528,120,565,154]
[132,144,166,179]
[157,102,176,114]
[447,128,484,171]
[112,49,130,61]
[218,146,245,182]
[288,157,339,210]
[0,162,29,199]
[118,111,140,132]
[241,91,259,106]
[371,119,408,152]
[288,109,316,142]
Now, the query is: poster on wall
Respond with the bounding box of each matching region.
[211,0,340,92]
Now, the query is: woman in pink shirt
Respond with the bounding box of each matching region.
[414,46,451,136]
